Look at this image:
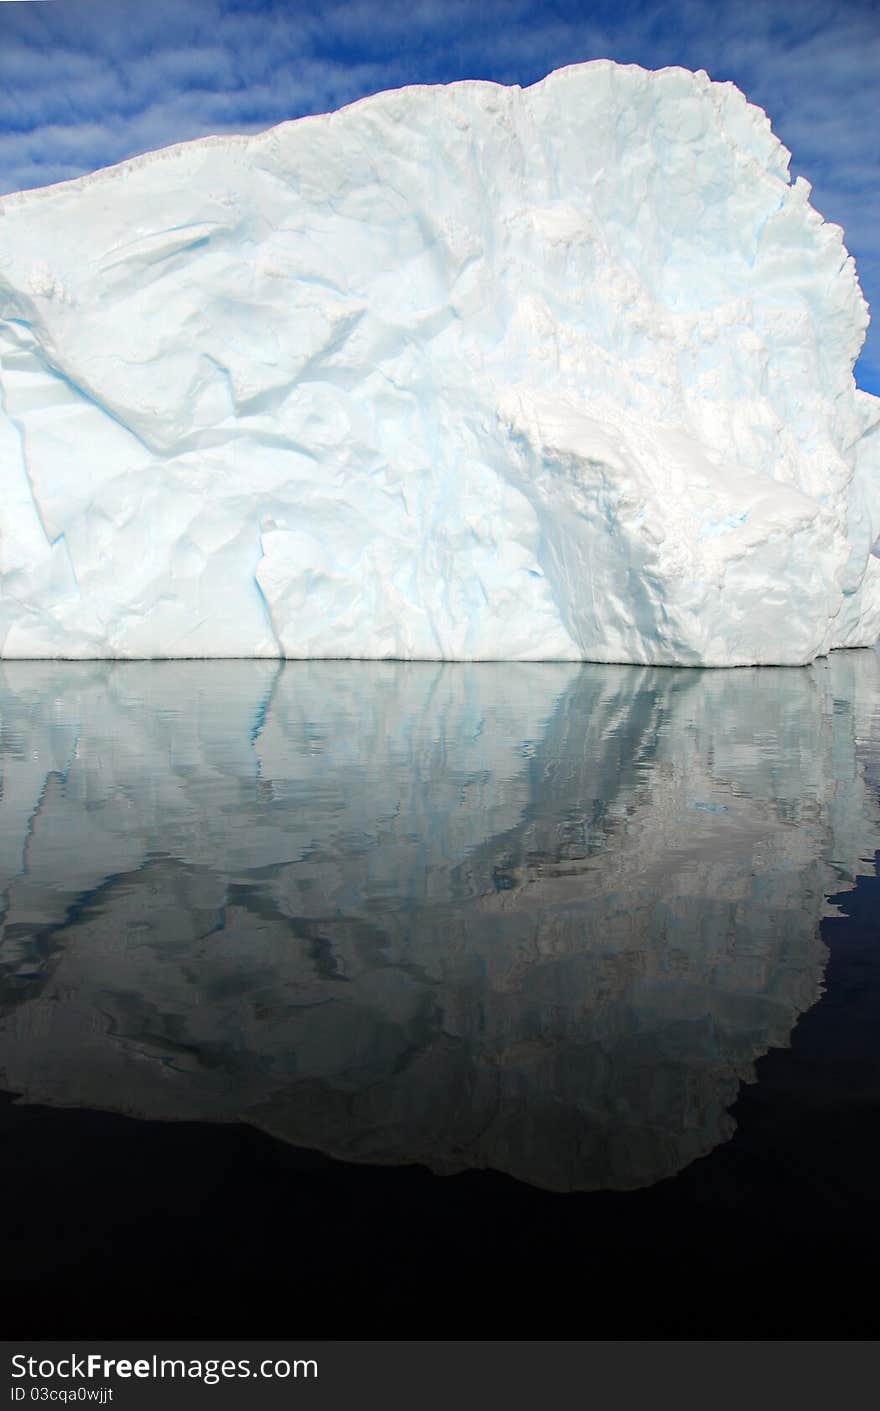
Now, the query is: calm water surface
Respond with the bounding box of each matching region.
[2,652,879,1204]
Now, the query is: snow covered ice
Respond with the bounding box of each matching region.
[0,60,878,664]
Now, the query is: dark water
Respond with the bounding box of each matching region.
[1,652,879,1335]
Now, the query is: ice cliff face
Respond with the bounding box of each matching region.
[0,60,878,663]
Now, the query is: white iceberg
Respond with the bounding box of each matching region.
[0,60,878,664]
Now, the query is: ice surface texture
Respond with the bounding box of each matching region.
[0,60,878,663]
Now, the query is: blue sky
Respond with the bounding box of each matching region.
[1,0,878,392]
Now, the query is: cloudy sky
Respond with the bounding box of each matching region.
[0,0,878,391]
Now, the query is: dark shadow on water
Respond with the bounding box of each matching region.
[0,655,879,1335]
[1,862,879,1338]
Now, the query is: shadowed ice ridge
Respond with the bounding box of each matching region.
[0,652,878,1191]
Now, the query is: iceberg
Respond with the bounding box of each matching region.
[0,60,878,664]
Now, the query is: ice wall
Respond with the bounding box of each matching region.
[0,61,878,663]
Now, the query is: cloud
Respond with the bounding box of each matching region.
[0,0,877,388]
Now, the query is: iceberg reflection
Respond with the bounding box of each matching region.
[0,654,878,1191]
